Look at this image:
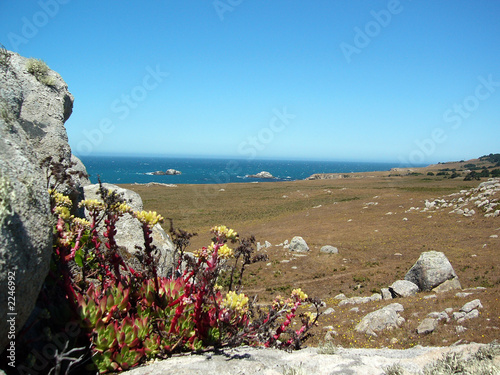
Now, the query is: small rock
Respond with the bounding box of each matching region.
[453,312,466,321]
[389,280,419,298]
[323,308,335,315]
[427,311,449,322]
[334,293,347,301]
[460,299,482,313]
[320,245,339,254]
[456,326,467,333]
[432,277,462,293]
[455,292,473,298]
[417,318,438,335]
[381,288,393,300]
[423,295,437,299]
[457,309,480,323]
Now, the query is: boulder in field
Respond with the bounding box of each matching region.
[355,303,405,337]
[320,245,339,254]
[404,251,460,292]
[289,236,309,252]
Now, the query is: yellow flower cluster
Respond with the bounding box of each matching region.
[223,291,249,314]
[79,199,104,212]
[217,243,234,259]
[207,242,233,259]
[73,217,91,229]
[50,190,72,207]
[112,202,132,215]
[291,288,308,301]
[54,206,71,220]
[302,311,316,325]
[135,210,164,227]
[211,225,238,240]
[194,242,234,260]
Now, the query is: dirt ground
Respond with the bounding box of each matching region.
[122,158,500,349]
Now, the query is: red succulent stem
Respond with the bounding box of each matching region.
[266,300,301,347]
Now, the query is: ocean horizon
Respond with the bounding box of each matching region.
[78,155,426,185]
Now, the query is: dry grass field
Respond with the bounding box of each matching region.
[122,158,500,350]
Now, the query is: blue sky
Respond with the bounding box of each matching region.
[1,1,499,165]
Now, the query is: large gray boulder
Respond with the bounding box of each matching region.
[0,50,89,352]
[0,54,60,352]
[355,303,405,337]
[404,251,460,292]
[1,52,74,163]
[83,184,176,277]
[289,236,309,252]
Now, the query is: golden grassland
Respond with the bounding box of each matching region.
[122,158,500,349]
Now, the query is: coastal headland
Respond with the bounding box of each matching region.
[123,156,500,350]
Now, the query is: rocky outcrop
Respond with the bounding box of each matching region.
[404,251,460,292]
[83,184,176,277]
[409,178,500,218]
[122,343,498,375]
[306,173,345,180]
[0,51,84,351]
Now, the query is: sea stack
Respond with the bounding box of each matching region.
[248,171,274,179]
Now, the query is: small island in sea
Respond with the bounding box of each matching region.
[247,171,275,179]
[150,169,182,176]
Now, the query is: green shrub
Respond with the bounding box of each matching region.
[383,363,404,375]
[26,58,56,86]
[423,344,500,375]
[317,340,337,355]
[0,44,11,68]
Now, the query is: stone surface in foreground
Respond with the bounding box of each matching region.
[122,344,493,375]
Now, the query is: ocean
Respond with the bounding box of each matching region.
[78,156,419,185]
